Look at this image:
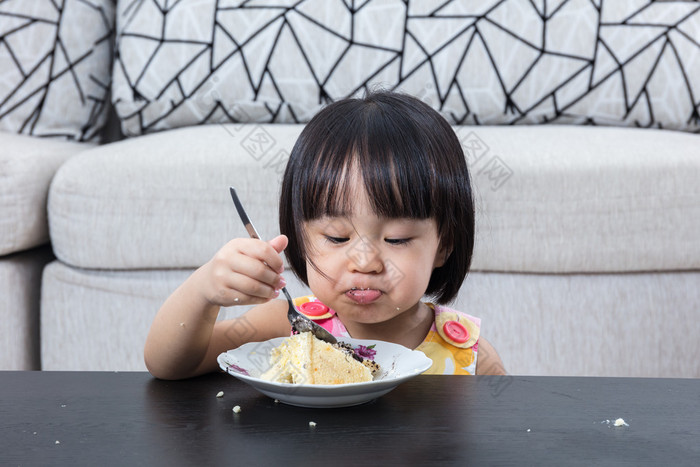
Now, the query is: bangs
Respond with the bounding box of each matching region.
[294,101,436,221]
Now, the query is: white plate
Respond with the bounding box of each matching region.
[217,337,432,408]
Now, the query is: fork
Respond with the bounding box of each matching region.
[229,187,337,344]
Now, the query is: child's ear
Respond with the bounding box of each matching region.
[433,244,452,268]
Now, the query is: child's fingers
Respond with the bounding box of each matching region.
[205,238,286,306]
[268,234,288,256]
[206,266,279,307]
[226,271,281,301]
[228,251,283,288]
[243,237,286,274]
[217,238,283,273]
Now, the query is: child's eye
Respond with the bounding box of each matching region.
[385,238,411,246]
[324,235,349,244]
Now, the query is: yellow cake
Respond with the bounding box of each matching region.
[260,332,378,385]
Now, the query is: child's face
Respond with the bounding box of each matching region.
[302,187,447,326]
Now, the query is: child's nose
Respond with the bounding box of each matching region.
[347,237,384,273]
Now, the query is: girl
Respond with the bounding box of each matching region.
[144,91,505,380]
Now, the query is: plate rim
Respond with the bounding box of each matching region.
[217,336,432,391]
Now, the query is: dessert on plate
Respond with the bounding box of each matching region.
[260,332,380,385]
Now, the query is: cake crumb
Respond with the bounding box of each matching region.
[309,421,317,427]
[601,418,629,427]
[526,429,531,432]
[232,405,241,413]
[216,391,224,398]
[55,440,60,445]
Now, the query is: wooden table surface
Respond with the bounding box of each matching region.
[1,371,699,466]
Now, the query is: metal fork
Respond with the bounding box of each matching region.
[229,187,337,344]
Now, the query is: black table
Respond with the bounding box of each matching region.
[1,371,699,465]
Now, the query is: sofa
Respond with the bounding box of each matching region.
[1,0,699,377]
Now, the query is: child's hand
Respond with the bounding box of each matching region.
[198,234,288,307]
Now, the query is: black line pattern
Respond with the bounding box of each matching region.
[0,0,115,141]
[112,0,700,136]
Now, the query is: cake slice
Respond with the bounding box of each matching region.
[260,332,378,385]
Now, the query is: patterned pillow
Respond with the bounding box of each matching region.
[0,0,115,142]
[112,0,700,136]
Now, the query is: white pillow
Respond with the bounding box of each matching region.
[111,0,700,136]
[0,0,115,141]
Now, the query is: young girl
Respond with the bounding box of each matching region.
[144,91,505,380]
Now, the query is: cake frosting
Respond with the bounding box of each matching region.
[260,332,379,385]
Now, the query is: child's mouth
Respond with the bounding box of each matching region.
[345,287,382,305]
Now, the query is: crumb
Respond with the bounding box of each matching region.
[527,429,531,432]
[309,421,317,427]
[601,418,629,427]
[55,440,60,445]
[274,399,280,404]
[216,391,224,398]
[60,404,66,408]
[232,405,241,413]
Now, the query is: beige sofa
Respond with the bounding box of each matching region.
[2,1,699,376]
[0,0,112,369]
[40,123,700,377]
[0,134,92,369]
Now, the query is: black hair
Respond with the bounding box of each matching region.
[279,90,474,304]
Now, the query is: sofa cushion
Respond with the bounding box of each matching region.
[48,124,700,273]
[112,0,700,136]
[40,260,700,376]
[49,124,302,269]
[452,269,700,377]
[0,0,115,141]
[0,131,91,255]
[40,260,310,371]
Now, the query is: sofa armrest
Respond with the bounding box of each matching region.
[0,131,93,256]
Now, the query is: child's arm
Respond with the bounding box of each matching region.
[144,235,291,380]
[475,337,507,375]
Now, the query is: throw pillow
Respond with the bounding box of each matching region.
[0,0,115,141]
[112,0,700,135]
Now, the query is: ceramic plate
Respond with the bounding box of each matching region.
[217,337,432,408]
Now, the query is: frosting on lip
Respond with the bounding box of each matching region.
[346,287,382,304]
